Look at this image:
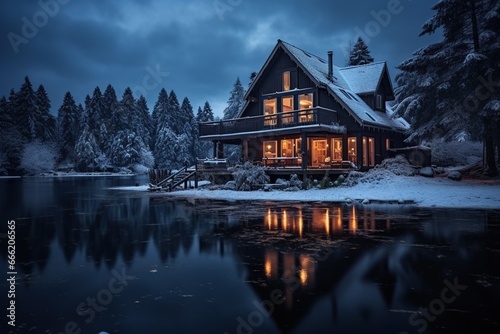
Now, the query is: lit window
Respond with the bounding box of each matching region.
[281,96,294,124]
[283,71,291,91]
[264,98,277,126]
[385,138,391,150]
[363,137,375,167]
[299,93,313,123]
[263,141,277,158]
[348,137,357,164]
[332,138,342,161]
[281,139,293,157]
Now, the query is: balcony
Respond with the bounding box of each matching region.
[199,107,340,139]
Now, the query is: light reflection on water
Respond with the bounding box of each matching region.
[0,176,499,334]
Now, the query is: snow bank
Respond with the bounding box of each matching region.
[161,175,500,209]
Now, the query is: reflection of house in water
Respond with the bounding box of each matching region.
[263,205,390,237]
[230,205,495,333]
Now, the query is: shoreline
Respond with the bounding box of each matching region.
[126,175,500,210]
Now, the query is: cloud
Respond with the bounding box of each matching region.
[0,0,441,116]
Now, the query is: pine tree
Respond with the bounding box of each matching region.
[57,92,80,162]
[196,102,214,159]
[15,76,40,141]
[180,97,197,163]
[35,85,56,142]
[136,95,153,151]
[86,87,105,145]
[167,90,182,135]
[348,37,374,66]
[197,101,214,123]
[394,0,499,175]
[74,124,103,172]
[151,88,169,151]
[102,84,119,151]
[223,78,246,163]
[223,77,245,120]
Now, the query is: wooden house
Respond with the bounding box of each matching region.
[199,40,409,171]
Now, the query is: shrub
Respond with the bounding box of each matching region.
[429,140,482,166]
[20,141,57,175]
[232,162,270,191]
[289,174,303,189]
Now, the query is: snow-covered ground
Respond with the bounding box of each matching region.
[139,175,500,210]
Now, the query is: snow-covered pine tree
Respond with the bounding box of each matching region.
[151,88,169,151]
[101,84,119,152]
[180,97,197,164]
[74,123,103,172]
[35,85,56,142]
[348,37,374,66]
[394,0,499,175]
[57,92,80,162]
[14,76,40,141]
[223,77,246,163]
[196,102,214,159]
[86,87,105,146]
[136,95,153,152]
[167,90,182,135]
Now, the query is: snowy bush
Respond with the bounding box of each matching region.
[376,155,416,176]
[429,140,482,166]
[232,162,270,191]
[343,155,416,187]
[20,141,57,175]
[319,171,334,189]
[289,174,303,189]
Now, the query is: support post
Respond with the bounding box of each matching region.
[217,142,224,159]
[301,132,308,184]
[243,139,249,162]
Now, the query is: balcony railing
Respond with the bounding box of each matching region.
[199,107,338,138]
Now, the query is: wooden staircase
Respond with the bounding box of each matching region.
[149,166,197,192]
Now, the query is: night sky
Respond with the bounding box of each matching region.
[0,0,442,117]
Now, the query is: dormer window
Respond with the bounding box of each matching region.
[376,94,384,110]
[283,71,291,91]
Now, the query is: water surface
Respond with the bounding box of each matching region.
[0,176,499,334]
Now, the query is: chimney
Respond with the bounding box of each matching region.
[327,51,333,80]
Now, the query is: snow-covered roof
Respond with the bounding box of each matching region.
[339,62,386,95]
[273,41,409,131]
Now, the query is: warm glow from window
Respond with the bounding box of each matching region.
[281,139,293,157]
[282,209,288,231]
[298,208,303,238]
[363,137,375,167]
[325,209,330,236]
[299,94,313,109]
[334,207,342,233]
[265,250,278,279]
[349,205,357,234]
[299,255,314,287]
[266,208,272,229]
[386,138,391,150]
[348,137,357,164]
[283,71,291,91]
[332,138,342,161]
[263,141,277,159]
[264,98,277,126]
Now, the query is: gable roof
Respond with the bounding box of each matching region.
[243,40,408,132]
[339,62,387,95]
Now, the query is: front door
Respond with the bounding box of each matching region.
[312,139,327,167]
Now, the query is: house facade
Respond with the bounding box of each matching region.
[199,40,409,170]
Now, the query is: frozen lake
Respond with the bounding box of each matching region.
[1,176,499,334]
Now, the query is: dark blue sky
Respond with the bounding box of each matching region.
[0,0,441,117]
